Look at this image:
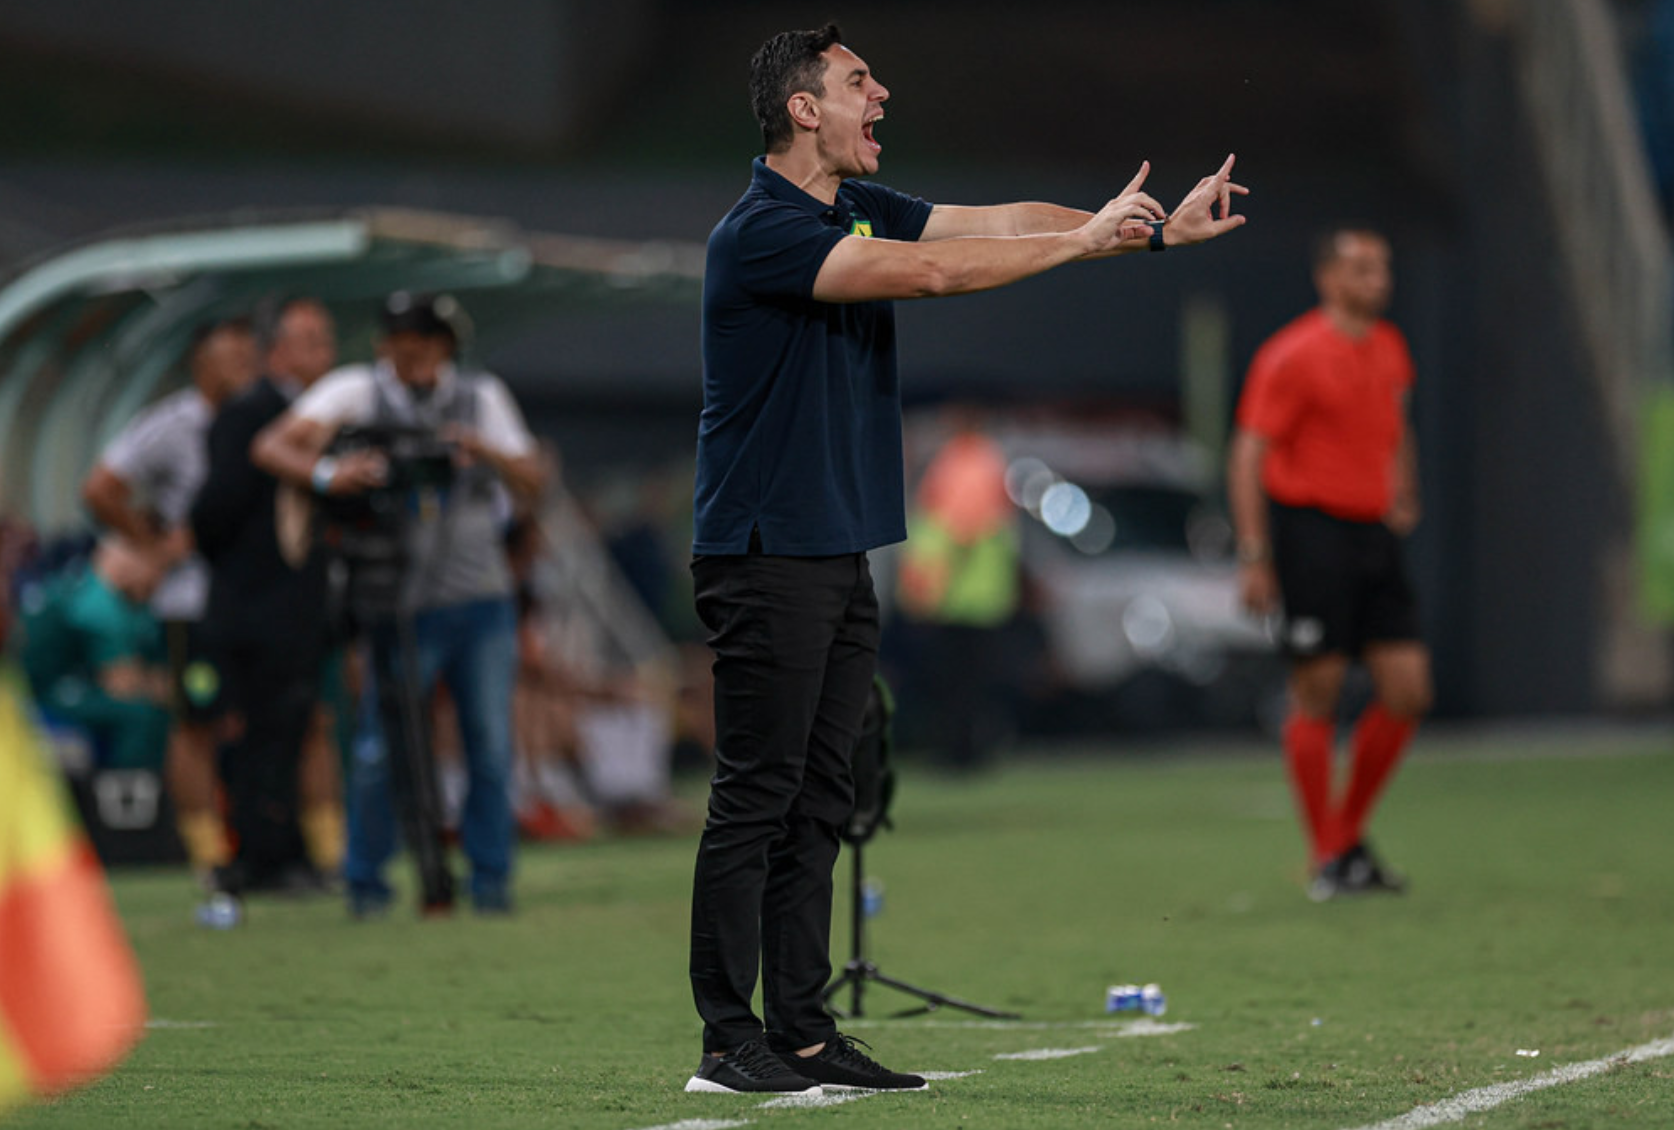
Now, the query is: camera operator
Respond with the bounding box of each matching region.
[252,292,543,916]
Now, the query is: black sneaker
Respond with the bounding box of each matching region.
[778,1034,927,1091]
[1345,841,1407,894]
[685,1039,823,1095]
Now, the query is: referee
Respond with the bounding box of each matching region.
[1228,225,1432,901]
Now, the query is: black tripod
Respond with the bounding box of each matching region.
[820,677,1018,1020]
[333,480,455,915]
[366,613,455,914]
[822,839,1019,1019]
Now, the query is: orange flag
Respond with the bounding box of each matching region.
[0,672,146,1112]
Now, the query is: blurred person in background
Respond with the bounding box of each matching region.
[503,513,597,843]
[18,536,170,771]
[1227,225,1431,901]
[190,297,344,897]
[252,292,544,916]
[684,22,1246,1097]
[81,316,258,889]
[895,415,1021,770]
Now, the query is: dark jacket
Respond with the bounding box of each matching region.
[190,376,329,650]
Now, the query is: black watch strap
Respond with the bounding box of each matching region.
[1148,221,1167,252]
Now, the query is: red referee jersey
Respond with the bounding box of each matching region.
[1236,308,1414,522]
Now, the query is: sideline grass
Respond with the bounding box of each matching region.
[10,728,1673,1129]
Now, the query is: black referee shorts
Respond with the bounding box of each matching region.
[1269,502,1421,660]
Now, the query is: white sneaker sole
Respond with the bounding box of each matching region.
[685,1077,823,1096]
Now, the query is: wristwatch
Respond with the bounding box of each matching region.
[1148,221,1167,253]
[310,456,338,494]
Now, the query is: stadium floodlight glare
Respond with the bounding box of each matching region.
[1041,481,1092,537]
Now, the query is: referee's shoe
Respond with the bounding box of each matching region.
[777,1034,927,1091]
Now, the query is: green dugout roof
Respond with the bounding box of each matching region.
[0,207,703,533]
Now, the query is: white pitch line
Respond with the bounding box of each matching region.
[631,1023,1195,1129]
[995,1046,1103,1061]
[1341,1035,1674,1130]
[758,1090,877,1110]
[1110,1019,1197,1038]
[143,1019,218,1029]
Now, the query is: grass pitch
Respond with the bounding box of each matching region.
[11,725,1674,1129]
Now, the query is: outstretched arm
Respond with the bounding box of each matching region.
[922,154,1248,248]
[921,200,1105,240]
[812,163,1163,302]
[814,154,1248,303]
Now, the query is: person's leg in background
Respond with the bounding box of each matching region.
[222,639,317,891]
[342,644,399,916]
[431,597,519,912]
[1326,523,1430,888]
[1282,652,1349,873]
[1331,640,1431,878]
[163,620,230,888]
[297,699,345,877]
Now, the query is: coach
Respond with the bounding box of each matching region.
[683,21,1249,1097]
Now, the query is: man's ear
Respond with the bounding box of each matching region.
[786,92,820,133]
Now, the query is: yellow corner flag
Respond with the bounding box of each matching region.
[0,672,146,1112]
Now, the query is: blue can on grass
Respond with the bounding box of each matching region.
[1106,982,1166,1016]
[195,892,243,930]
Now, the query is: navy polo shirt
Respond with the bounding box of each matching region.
[693,157,933,556]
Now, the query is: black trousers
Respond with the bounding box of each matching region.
[214,632,322,885]
[689,550,880,1053]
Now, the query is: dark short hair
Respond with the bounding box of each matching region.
[1312,225,1388,270]
[253,295,328,352]
[750,23,844,153]
[186,315,254,364]
[379,291,459,343]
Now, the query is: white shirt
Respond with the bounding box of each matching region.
[293,361,535,457]
[290,359,536,610]
[98,388,212,621]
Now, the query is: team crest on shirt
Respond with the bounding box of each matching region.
[849,218,873,237]
[183,660,221,706]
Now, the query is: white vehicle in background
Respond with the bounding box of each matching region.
[943,410,1286,735]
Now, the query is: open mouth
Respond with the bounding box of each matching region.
[863,112,883,154]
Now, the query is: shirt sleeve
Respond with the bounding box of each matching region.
[848,180,934,242]
[99,399,178,485]
[291,367,374,427]
[1237,337,1305,442]
[733,201,848,300]
[472,376,536,458]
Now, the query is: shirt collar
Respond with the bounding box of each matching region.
[373,358,460,420]
[752,156,848,228]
